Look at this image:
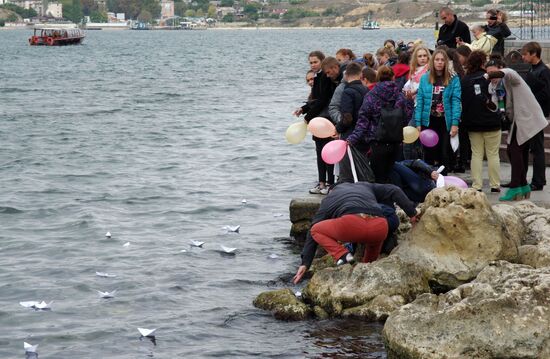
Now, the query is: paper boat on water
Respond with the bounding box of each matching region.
[24,342,38,353]
[222,225,240,233]
[138,327,157,337]
[190,240,205,248]
[20,301,52,310]
[96,271,117,278]
[97,290,116,298]
[220,245,237,254]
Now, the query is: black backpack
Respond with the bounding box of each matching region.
[375,101,405,143]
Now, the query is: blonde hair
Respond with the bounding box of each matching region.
[409,46,431,78]
[428,49,452,86]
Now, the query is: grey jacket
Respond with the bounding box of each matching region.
[498,68,548,145]
[328,81,346,124]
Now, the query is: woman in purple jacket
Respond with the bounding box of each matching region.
[346,66,413,183]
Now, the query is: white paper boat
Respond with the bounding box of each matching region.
[180,249,188,253]
[24,342,38,353]
[96,271,117,278]
[222,225,240,233]
[97,290,116,298]
[241,199,247,204]
[267,253,279,259]
[295,291,302,298]
[20,301,39,308]
[123,242,130,247]
[34,301,52,310]
[220,245,237,254]
[20,301,52,310]
[190,240,205,248]
[138,327,157,337]
[105,232,112,238]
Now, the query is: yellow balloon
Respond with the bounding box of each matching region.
[403,126,419,144]
[285,121,307,144]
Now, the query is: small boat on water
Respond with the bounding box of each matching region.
[362,16,380,30]
[29,27,85,46]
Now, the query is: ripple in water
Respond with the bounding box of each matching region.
[0,28,435,358]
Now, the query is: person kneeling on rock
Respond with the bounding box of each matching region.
[293,182,419,284]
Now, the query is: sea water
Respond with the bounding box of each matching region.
[0,28,433,358]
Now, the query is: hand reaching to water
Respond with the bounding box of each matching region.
[293,265,307,284]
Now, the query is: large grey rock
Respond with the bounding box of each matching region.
[253,288,311,321]
[393,187,521,289]
[302,256,430,318]
[383,261,550,359]
[509,201,550,268]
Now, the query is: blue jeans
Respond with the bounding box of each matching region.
[390,163,435,203]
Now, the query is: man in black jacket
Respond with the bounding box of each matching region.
[522,41,550,191]
[437,7,471,49]
[484,9,511,56]
[292,182,419,284]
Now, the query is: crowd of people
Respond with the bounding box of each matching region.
[292,7,550,283]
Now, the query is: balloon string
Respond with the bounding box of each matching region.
[347,145,358,183]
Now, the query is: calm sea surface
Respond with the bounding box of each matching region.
[0,28,433,358]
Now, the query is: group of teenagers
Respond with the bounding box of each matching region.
[291,7,550,284]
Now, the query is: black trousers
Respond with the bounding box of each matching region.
[508,127,530,188]
[370,142,401,183]
[457,126,471,167]
[315,137,334,184]
[529,129,546,187]
[422,116,452,175]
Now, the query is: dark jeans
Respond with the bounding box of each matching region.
[390,162,435,203]
[457,126,471,168]
[315,137,335,184]
[508,126,530,188]
[422,116,452,175]
[403,118,422,160]
[370,142,401,183]
[529,129,546,187]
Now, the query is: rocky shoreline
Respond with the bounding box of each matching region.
[254,187,550,358]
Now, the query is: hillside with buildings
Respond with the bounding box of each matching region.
[0,0,527,28]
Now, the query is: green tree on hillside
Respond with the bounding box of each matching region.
[0,3,37,18]
[138,9,152,21]
[90,10,107,22]
[62,0,83,23]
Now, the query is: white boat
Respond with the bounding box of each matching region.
[362,16,380,30]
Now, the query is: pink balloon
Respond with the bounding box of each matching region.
[321,140,347,164]
[443,176,468,189]
[419,129,439,148]
[308,117,336,138]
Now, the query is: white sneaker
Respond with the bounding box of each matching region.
[309,185,322,194]
[336,253,355,266]
[320,187,329,195]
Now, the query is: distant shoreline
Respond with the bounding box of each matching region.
[1,24,435,31]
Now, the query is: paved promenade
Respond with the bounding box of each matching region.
[453,162,549,208]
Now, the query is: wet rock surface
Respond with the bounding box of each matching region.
[253,288,311,321]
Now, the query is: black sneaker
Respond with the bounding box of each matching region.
[336,253,355,266]
[530,184,544,191]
